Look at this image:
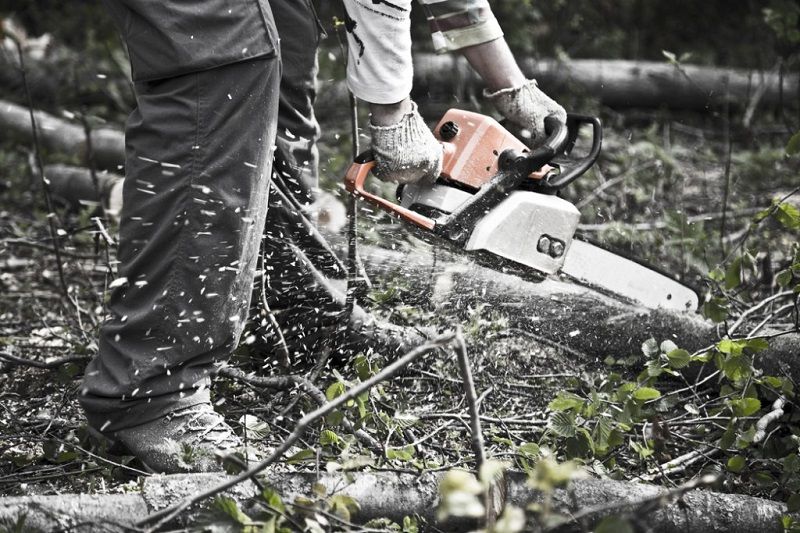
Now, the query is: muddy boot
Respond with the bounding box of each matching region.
[91,403,245,474]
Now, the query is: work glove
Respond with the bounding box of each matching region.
[369,101,443,184]
[484,79,567,146]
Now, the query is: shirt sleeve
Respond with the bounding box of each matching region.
[418,0,503,53]
[341,0,414,104]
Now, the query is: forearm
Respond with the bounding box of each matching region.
[459,38,525,92]
[369,97,413,126]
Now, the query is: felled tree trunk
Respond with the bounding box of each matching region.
[0,472,790,532]
[0,99,124,169]
[414,55,799,110]
[360,244,800,381]
[44,164,124,216]
[314,56,800,118]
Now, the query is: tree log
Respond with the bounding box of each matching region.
[44,164,123,216]
[0,471,790,532]
[314,56,800,118]
[360,244,800,381]
[0,99,124,170]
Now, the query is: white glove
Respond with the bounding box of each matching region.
[484,79,567,145]
[369,101,443,184]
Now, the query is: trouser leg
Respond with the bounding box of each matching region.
[81,56,281,432]
[250,0,356,365]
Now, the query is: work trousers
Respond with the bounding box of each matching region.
[81,0,343,432]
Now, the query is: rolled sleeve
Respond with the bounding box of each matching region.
[418,0,503,53]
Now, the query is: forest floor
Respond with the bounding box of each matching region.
[1,103,799,529]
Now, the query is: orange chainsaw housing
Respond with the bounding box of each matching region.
[344,108,551,230]
[435,109,551,189]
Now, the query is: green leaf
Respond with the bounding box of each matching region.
[548,391,585,412]
[752,207,772,223]
[549,411,577,438]
[517,442,541,458]
[719,423,736,449]
[386,445,415,462]
[718,338,743,355]
[777,268,794,288]
[641,337,660,357]
[320,429,341,447]
[666,348,691,369]
[725,257,743,290]
[329,494,360,521]
[784,453,800,474]
[596,516,634,533]
[788,494,800,513]
[745,337,770,352]
[660,340,678,354]
[727,455,747,473]
[720,354,752,381]
[633,387,661,402]
[708,267,725,282]
[776,202,800,230]
[325,381,346,401]
[354,355,375,381]
[730,397,761,417]
[787,131,800,156]
[286,448,315,464]
[630,440,653,460]
[240,414,269,440]
[262,487,286,514]
[703,298,729,322]
[594,416,614,453]
[213,496,251,525]
[529,457,582,492]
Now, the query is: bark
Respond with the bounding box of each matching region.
[315,56,799,117]
[0,99,124,170]
[44,164,123,216]
[360,244,800,382]
[0,472,790,532]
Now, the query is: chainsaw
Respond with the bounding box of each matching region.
[344,109,698,312]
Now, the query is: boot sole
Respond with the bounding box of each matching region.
[86,426,158,474]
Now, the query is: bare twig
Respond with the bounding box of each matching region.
[0,350,90,369]
[753,396,786,444]
[640,447,720,482]
[453,328,486,471]
[7,27,70,300]
[257,249,291,368]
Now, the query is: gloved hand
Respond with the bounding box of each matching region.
[369,101,442,184]
[484,79,567,145]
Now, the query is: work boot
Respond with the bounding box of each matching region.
[91,403,244,474]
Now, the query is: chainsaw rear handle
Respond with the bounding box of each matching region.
[344,151,437,231]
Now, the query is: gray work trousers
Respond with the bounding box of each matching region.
[81,0,344,432]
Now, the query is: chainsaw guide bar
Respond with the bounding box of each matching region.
[344,108,699,312]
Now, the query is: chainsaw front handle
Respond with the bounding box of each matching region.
[344,151,436,230]
[538,114,603,192]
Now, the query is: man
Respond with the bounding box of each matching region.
[80,0,565,473]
